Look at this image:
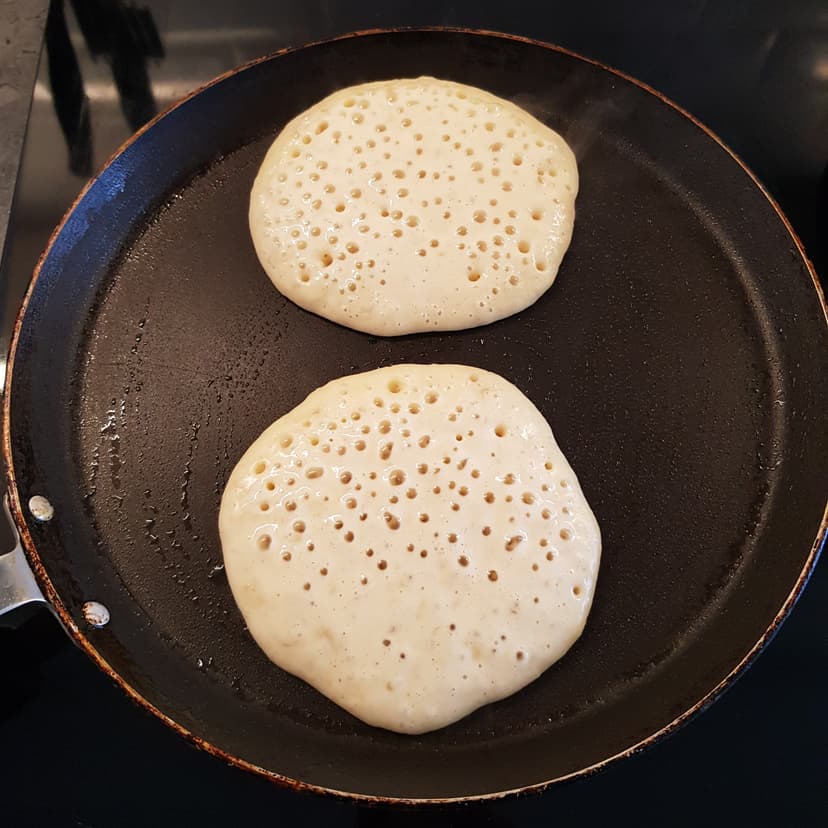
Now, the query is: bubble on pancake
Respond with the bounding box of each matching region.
[249,78,578,336]
[219,365,600,734]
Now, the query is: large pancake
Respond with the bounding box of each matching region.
[249,78,578,335]
[219,365,601,733]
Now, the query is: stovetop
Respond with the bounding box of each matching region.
[1,2,825,825]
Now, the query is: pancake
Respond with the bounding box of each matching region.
[219,365,601,734]
[249,78,578,335]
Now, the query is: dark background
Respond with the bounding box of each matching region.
[0,1,825,825]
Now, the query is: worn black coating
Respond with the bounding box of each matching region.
[6,31,827,800]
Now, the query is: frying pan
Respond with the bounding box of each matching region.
[1,29,826,802]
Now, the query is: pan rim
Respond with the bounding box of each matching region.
[3,26,826,804]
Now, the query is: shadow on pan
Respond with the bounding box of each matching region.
[3,29,827,802]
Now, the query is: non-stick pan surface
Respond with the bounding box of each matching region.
[5,30,827,801]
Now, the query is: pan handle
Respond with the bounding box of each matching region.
[0,497,47,617]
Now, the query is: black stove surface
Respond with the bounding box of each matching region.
[1,2,826,825]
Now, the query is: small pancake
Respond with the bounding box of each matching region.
[249,78,578,335]
[219,365,601,734]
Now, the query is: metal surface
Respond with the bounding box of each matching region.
[3,29,827,802]
[27,494,53,522]
[80,600,110,628]
[0,0,49,272]
[0,500,46,616]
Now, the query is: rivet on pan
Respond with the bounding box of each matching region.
[28,495,54,522]
[82,601,110,628]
